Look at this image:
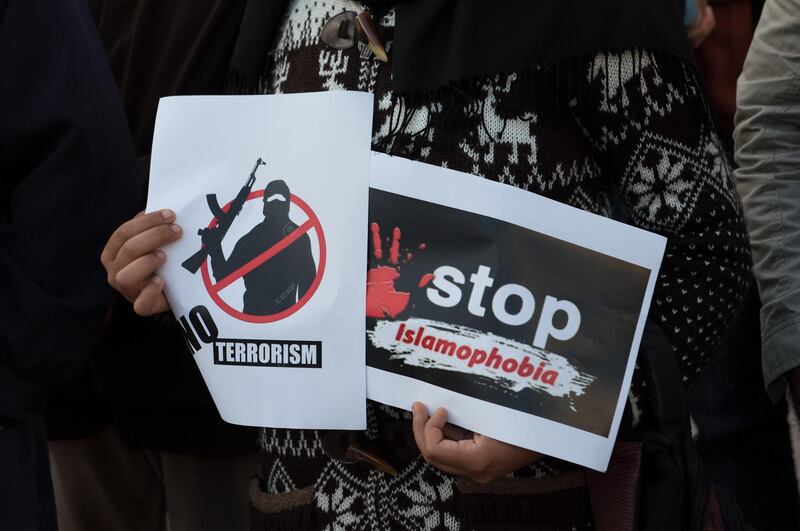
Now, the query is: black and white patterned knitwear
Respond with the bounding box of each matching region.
[248,1,752,530]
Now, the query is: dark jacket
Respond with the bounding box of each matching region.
[0,0,142,420]
[48,0,256,453]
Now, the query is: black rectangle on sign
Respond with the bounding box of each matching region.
[367,188,651,437]
[213,339,322,368]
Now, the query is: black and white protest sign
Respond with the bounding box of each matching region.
[366,153,666,471]
[146,93,373,429]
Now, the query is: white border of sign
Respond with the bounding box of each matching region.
[367,152,667,472]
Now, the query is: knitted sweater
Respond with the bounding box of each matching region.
[249,2,751,530]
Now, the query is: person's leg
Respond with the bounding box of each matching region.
[690,284,800,530]
[34,416,58,531]
[48,426,166,531]
[160,449,259,531]
[0,414,57,531]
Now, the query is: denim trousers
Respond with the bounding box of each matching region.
[690,284,800,530]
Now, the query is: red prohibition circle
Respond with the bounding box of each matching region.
[200,189,326,323]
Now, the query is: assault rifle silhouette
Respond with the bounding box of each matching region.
[181,158,267,274]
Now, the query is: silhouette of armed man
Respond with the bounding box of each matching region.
[208,180,316,315]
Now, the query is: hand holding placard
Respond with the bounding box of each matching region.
[411,402,542,484]
[101,209,181,316]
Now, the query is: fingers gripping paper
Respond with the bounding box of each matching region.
[146,92,373,429]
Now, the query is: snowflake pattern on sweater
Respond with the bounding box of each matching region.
[250,1,751,530]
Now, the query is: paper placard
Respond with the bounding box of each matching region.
[146,92,373,430]
[366,153,666,471]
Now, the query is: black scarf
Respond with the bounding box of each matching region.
[229,0,691,96]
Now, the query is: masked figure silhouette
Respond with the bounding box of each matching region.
[208,180,316,315]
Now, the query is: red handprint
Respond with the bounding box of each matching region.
[366,223,433,319]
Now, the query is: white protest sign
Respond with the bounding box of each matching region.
[146,92,373,430]
[366,153,666,471]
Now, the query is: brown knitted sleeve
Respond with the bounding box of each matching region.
[570,50,752,386]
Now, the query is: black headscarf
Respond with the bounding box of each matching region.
[229,0,691,97]
[228,0,289,93]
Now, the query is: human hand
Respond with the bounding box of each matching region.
[101,210,182,316]
[688,0,716,48]
[411,402,542,484]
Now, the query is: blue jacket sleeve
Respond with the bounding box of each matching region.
[684,0,699,26]
[0,0,143,419]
